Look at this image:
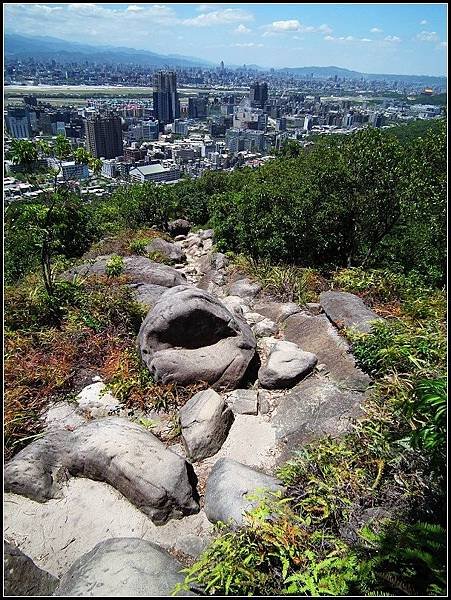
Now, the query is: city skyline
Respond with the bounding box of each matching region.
[4,3,448,76]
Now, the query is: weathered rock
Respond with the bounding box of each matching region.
[54,538,195,597]
[199,229,214,240]
[203,238,213,252]
[204,458,285,527]
[306,302,322,315]
[258,340,317,389]
[253,318,278,338]
[168,219,191,237]
[244,312,265,326]
[320,291,383,334]
[180,389,234,461]
[253,301,302,323]
[128,282,169,309]
[214,253,228,271]
[272,375,365,445]
[228,278,262,301]
[222,295,250,316]
[63,255,187,288]
[226,389,259,415]
[44,401,86,432]
[146,238,186,263]
[138,286,256,391]
[4,541,59,596]
[75,382,120,418]
[283,313,371,391]
[4,417,199,525]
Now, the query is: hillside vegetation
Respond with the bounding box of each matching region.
[4,119,447,596]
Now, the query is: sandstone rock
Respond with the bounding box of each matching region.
[225,389,259,415]
[204,458,285,527]
[64,255,186,288]
[4,418,199,526]
[180,389,234,461]
[253,318,278,338]
[272,375,365,445]
[54,538,195,597]
[145,238,186,263]
[228,278,262,301]
[320,291,383,334]
[258,339,317,389]
[283,313,371,391]
[168,219,191,237]
[4,541,59,597]
[253,301,302,323]
[138,286,256,391]
[128,282,169,309]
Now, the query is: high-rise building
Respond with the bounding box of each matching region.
[84,113,123,159]
[5,108,31,139]
[152,71,180,125]
[249,82,268,109]
[188,97,207,119]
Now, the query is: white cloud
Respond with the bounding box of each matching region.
[416,30,440,42]
[384,35,401,43]
[234,24,251,34]
[270,19,303,32]
[196,3,221,12]
[183,8,253,27]
[231,42,263,48]
[264,19,332,35]
[370,27,382,33]
[127,5,143,12]
[420,19,428,25]
[325,35,374,43]
[318,24,333,34]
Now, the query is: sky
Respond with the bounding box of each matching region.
[4,3,448,75]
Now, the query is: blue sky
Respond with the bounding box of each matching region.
[4,3,448,75]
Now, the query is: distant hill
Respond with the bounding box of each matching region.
[4,33,215,68]
[277,65,446,86]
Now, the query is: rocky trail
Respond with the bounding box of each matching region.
[4,225,381,597]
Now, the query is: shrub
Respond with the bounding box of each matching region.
[105,254,124,277]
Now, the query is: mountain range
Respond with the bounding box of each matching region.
[4,33,447,86]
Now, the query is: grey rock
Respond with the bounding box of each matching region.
[222,295,250,316]
[174,235,186,242]
[252,301,302,323]
[4,417,199,526]
[4,541,59,596]
[204,458,285,527]
[320,291,383,334]
[214,253,228,271]
[272,375,365,444]
[199,229,214,240]
[180,389,234,461]
[168,219,191,237]
[258,340,317,389]
[228,278,262,301]
[138,286,256,391]
[63,255,186,288]
[226,389,259,415]
[284,312,371,391]
[306,302,322,315]
[128,282,169,310]
[203,238,213,252]
[146,238,186,263]
[257,391,271,415]
[253,318,278,338]
[54,538,195,597]
[244,312,265,326]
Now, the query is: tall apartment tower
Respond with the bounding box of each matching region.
[152,71,180,125]
[84,113,123,159]
[249,82,268,109]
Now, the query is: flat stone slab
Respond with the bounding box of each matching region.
[227,278,262,301]
[4,417,199,525]
[272,375,366,445]
[283,313,371,391]
[4,541,59,597]
[4,480,213,578]
[253,301,303,323]
[258,339,317,389]
[54,538,195,597]
[225,389,259,415]
[204,458,285,528]
[320,291,383,334]
[64,255,187,288]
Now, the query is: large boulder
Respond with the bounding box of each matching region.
[180,389,234,461]
[283,312,371,391]
[145,238,186,263]
[320,291,383,334]
[168,219,191,237]
[138,286,256,391]
[63,255,186,288]
[4,418,199,526]
[272,375,366,445]
[204,458,285,528]
[258,339,317,389]
[127,282,169,310]
[227,278,262,301]
[54,538,195,597]
[4,541,59,596]
[252,301,302,323]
